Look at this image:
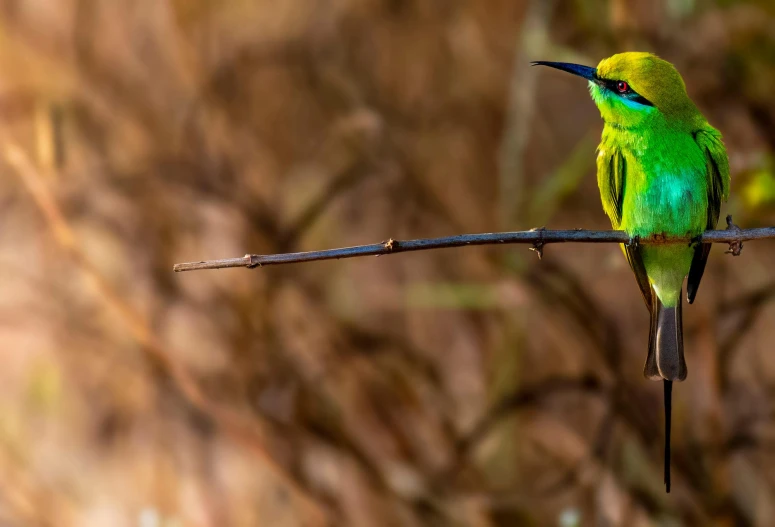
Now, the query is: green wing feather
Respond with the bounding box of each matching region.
[687,127,730,304]
[597,147,652,309]
[596,147,625,228]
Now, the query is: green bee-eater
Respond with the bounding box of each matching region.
[533,52,730,492]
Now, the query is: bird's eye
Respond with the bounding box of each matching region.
[616,81,629,93]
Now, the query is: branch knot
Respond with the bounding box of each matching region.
[246,254,263,268]
[383,238,396,251]
[724,215,744,256]
[529,227,545,260]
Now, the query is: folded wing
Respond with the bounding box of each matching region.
[687,128,730,304]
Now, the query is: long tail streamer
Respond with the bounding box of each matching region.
[664,379,672,493]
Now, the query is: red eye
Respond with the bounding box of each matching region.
[617,81,629,93]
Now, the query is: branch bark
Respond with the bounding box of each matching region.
[174,217,774,272]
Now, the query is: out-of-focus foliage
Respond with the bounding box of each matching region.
[0,1,774,526]
[743,164,775,210]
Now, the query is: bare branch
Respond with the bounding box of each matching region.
[174,221,775,272]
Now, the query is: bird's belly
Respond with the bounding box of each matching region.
[620,172,707,237]
[620,170,707,305]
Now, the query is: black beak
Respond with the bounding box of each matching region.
[531,61,597,81]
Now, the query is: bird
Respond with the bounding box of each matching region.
[531,52,730,493]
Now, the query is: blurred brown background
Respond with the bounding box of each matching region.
[1,0,775,526]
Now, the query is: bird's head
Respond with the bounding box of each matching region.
[533,52,701,130]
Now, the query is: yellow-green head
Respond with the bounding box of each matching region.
[533,52,704,130]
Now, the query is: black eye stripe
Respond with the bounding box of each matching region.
[596,77,654,107]
[628,94,654,107]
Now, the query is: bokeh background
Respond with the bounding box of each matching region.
[2,0,775,526]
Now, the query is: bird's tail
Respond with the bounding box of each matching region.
[643,286,687,493]
[643,286,687,382]
[663,379,673,493]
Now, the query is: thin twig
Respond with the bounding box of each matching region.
[174,220,775,272]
